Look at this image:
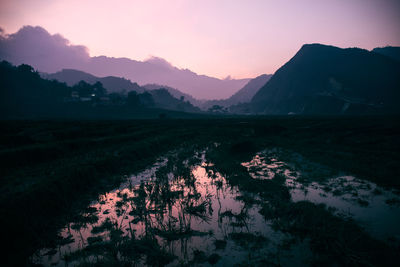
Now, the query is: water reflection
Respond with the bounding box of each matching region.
[33,150,278,266]
[243,149,400,244]
[33,148,400,266]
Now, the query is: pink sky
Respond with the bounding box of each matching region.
[1,0,399,79]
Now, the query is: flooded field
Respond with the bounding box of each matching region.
[32,146,400,266]
[243,149,400,243]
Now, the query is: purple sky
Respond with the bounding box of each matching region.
[1,0,399,79]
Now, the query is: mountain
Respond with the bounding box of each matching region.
[142,84,203,107]
[372,46,400,62]
[43,69,144,94]
[144,74,271,110]
[202,74,271,109]
[149,89,201,113]
[225,74,272,104]
[43,69,203,112]
[251,44,400,115]
[0,61,203,119]
[0,26,250,99]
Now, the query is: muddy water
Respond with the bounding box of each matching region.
[32,148,400,266]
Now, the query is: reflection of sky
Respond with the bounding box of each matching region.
[33,148,400,265]
[244,150,400,243]
[34,152,273,266]
[1,0,399,78]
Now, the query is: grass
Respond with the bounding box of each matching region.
[205,130,400,266]
[0,115,399,265]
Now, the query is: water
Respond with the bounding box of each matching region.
[32,148,400,266]
[242,149,400,244]
[33,150,302,266]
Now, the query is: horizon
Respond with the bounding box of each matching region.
[1,0,399,79]
[1,24,397,80]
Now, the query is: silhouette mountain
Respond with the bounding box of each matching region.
[0,26,250,99]
[43,69,145,94]
[0,61,202,119]
[142,84,203,107]
[202,74,271,109]
[43,69,204,111]
[372,46,400,62]
[149,89,201,113]
[251,44,400,114]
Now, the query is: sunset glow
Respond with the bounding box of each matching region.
[1,0,399,78]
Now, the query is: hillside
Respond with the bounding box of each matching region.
[0,26,250,99]
[43,69,145,93]
[251,44,400,115]
[372,46,400,62]
[0,61,202,119]
[143,84,203,107]
[202,74,271,109]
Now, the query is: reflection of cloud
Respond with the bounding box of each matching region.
[0,25,89,72]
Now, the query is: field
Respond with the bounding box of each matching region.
[1,116,400,266]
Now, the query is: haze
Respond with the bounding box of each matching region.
[1,0,400,79]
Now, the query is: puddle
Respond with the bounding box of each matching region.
[243,149,400,244]
[32,148,400,266]
[32,150,307,266]
[241,154,289,180]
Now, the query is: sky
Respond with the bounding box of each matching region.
[0,0,399,79]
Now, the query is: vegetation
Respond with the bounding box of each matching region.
[0,116,399,265]
[0,61,202,119]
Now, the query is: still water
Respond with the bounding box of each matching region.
[32,148,400,266]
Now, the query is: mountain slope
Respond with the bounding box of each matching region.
[227,74,272,104]
[142,84,203,107]
[202,74,271,109]
[0,26,250,99]
[43,69,203,112]
[43,69,144,93]
[0,61,203,118]
[251,44,400,114]
[372,46,400,62]
[149,89,201,113]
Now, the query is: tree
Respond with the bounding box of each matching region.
[74,80,93,97]
[127,91,140,107]
[208,105,227,113]
[138,92,155,107]
[109,92,124,105]
[17,64,35,74]
[93,81,107,96]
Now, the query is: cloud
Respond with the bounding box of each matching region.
[0,25,250,99]
[0,25,89,72]
[144,56,175,70]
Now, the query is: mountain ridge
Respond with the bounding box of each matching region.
[0,25,250,99]
[202,74,272,109]
[372,46,400,62]
[250,43,400,114]
[43,69,145,94]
